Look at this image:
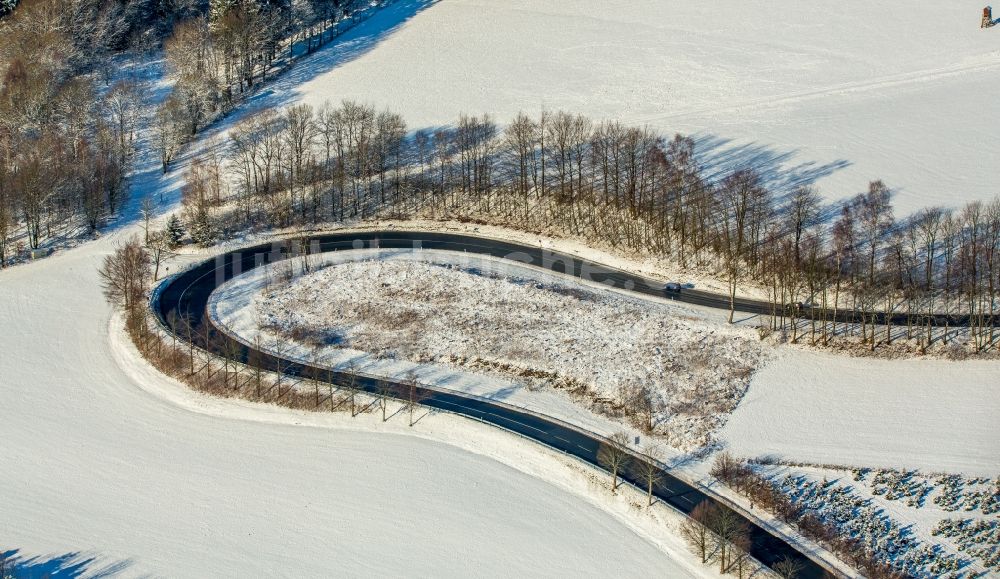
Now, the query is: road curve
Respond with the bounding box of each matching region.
[155,230,843,579]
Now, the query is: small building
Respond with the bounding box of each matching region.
[30,247,52,260]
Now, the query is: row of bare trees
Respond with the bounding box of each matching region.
[678,500,774,578]
[594,433,781,578]
[179,100,1000,354]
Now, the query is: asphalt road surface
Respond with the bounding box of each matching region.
[155,230,857,578]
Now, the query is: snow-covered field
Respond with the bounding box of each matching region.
[292,0,1000,214]
[212,249,765,451]
[0,258,703,577]
[4,0,1000,575]
[0,53,707,579]
[213,245,1000,476]
[721,348,1000,476]
[211,244,1000,576]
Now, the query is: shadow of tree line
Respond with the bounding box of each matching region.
[1,549,132,578]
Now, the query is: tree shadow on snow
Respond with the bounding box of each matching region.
[693,133,852,207]
[104,0,437,235]
[0,549,132,578]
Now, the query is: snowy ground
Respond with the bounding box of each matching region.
[211,249,765,451]
[0,47,708,579]
[211,245,1000,577]
[713,348,1000,577]
[4,0,999,575]
[0,261,705,577]
[721,348,1000,476]
[211,245,1000,478]
[291,0,1000,214]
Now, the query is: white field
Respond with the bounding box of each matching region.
[4,1,1000,575]
[214,246,1000,575]
[0,60,708,579]
[290,0,1000,214]
[215,248,1000,477]
[721,348,1000,476]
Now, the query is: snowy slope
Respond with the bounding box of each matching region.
[0,57,706,579]
[0,186,705,579]
[292,0,999,213]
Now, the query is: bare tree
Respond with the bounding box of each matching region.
[718,168,769,323]
[708,505,749,573]
[728,533,754,579]
[220,333,244,390]
[637,443,663,506]
[0,139,14,267]
[140,195,154,243]
[710,451,742,485]
[402,370,429,427]
[622,382,659,434]
[787,185,822,268]
[307,347,324,407]
[772,556,804,579]
[98,236,151,314]
[156,95,186,173]
[284,103,316,216]
[343,359,359,417]
[147,230,172,281]
[376,377,394,422]
[597,431,631,491]
[104,80,141,164]
[679,500,717,564]
[177,312,197,376]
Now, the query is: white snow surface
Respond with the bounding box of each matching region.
[721,348,1000,476]
[291,0,999,214]
[0,215,705,575]
[755,464,998,576]
[0,61,707,579]
[211,249,765,451]
[4,2,1000,574]
[215,248,1000,475]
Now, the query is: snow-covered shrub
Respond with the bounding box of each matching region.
[935,474,965,511]
[869,469,933,507]
[932,474,1000,515]
[933,518,1000,570]
[774,474,970,577]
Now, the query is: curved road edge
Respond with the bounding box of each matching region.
[153,230,854,579]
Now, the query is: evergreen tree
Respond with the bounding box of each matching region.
[187,211,215,246]
[0,0,18,17]
[166,214,185,248]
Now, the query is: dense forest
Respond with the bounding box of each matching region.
[0,0,368,264]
